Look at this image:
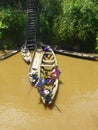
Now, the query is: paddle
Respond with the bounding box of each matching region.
[54,104,62,112]
[28,86,34,94]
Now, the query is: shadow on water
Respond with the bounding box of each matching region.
[59,80,63,85]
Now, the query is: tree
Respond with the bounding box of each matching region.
[0,0,27,49]
[38,0,62,44]
[53,0,98,52]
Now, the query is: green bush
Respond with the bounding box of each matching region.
[53,0,98,52]
[38,0,62,45]
[0,8,27,49]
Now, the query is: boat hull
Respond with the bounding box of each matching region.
[28,48,44,84]
[40,47,59,105]
[54,49,96,61]
[21,46,32,64]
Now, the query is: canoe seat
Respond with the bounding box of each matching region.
[42,59,55,63]
[44,52,53,55]
[41,64,55,67]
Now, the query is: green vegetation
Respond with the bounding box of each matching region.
[38,0,62,46]
[39,0,98,52]
[0,0,27,49]
[0,0,98,53]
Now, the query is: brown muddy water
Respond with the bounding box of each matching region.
[0,51,98,130]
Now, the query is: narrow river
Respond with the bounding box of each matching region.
[0,52,98,130]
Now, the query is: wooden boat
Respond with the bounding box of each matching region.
[21,45,32,64]
[54,49,96,61]
[28,47,44,84]
[0,49,20,61]
[39,47,59,105]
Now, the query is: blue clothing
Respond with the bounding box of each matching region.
[35,81,44,88]
[32,74,38,83]
[44,46,50,52]
[35,78,45,88]
[33,74,38,79]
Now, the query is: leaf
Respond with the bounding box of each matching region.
[0,21,2,27]
[95,46,98,50]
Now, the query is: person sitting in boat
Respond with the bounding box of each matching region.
[44,46,51,59]
[34,78,45,88]
[32,73,38,83]
[34,78,46,96]
[44,46,50,52]
[43,89,52,104]
[50,66,61,79]
[44,89,50,96]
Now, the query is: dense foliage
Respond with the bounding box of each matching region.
[38,0,62,46]
[0,0,27,49]
[0,0,98,52]
[57,0,98,52]
[39,0,98,52]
